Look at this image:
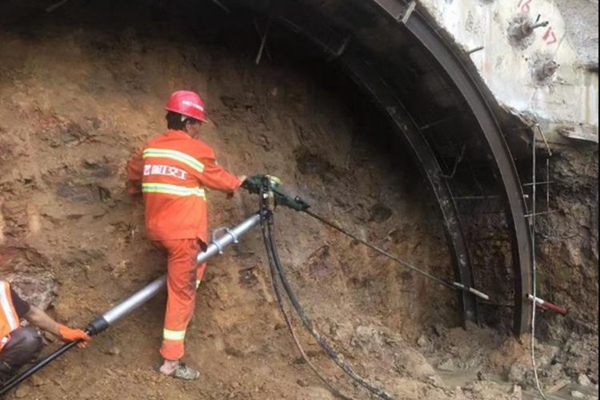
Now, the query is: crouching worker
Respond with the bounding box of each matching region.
[0,280,90,384]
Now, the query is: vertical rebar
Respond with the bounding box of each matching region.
[546,158,550,212]
[255,18,272,65]
[531,129,548,400]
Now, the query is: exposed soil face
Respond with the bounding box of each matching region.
[0,2,597,400]
[533,144,599,380]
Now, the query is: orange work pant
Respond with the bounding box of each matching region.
[153,238,207,361]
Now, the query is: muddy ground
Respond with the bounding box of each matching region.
[0,2,597,399]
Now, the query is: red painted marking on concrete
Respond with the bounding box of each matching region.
[518,0,532,13]
[542,27,558,44]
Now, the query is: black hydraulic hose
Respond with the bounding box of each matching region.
[0,336,85,397]
[2,299,116,397]
[1,315,110,397]
[258,184,353,400]
[263,209,394,400]
[242,175,488,301]
[260,215,354,400]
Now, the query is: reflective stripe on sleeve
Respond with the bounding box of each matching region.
[142,183,206,198]
[0,283,19,331]
[143,148,205,174]
[163,329,186,341]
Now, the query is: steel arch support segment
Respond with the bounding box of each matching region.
[402,11,533,336]
[229,0,480,327]
[340,50,479,326]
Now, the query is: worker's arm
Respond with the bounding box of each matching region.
[23,306,91,346]
[23,305,60,336]
[198,157,245,193]
[126,147,144,195]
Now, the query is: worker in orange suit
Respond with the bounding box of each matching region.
[0,280,90,384]
[127,90,246,380]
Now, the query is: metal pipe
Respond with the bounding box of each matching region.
[546,158,550,212]
[522,181,553,187]
[0,213,262,396]
[536,124,553,157]
[530,122,549,400]
[453,195,500,200]
[526,21,549,33]
[467,46,484,55]
[101,276,166,326]
[102,212,261,326]
[452,282,490,300]
[528,294,568,316]
[255,18,272,65]
[524,210,559,218]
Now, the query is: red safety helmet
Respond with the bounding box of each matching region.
[165,90,207,122]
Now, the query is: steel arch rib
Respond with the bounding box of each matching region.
[229,0,529,332]
[339,50,479,327]
[229,0,481,326]
[267,3,481,327]
[400,9,533,335]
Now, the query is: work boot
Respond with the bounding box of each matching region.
[165,362,200,380]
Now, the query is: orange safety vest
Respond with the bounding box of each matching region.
[127,130,242,244]
[0,281,20,351]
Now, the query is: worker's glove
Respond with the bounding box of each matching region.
[240,175,263,194]
[241,174,309,211]
[58,324,91,348]
[241,175,281,194]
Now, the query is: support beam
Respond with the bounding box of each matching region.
[340,48,479,326]
[401,8,534,335]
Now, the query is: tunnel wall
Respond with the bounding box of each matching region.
[407,0,598,144]
[409,0,599,344]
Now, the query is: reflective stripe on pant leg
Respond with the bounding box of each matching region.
[163,329,186,341]
[160,238,200,361]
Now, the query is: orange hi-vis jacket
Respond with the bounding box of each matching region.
[0,281,20,351]
[127,130,242,244]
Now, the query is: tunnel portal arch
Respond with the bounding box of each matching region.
[221,0,534,336]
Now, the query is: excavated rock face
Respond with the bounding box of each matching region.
[0,1,597,399]
[534,144,599,382]
[0,6,457,398]
[5,272,56,311]
[536,145,598,337]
